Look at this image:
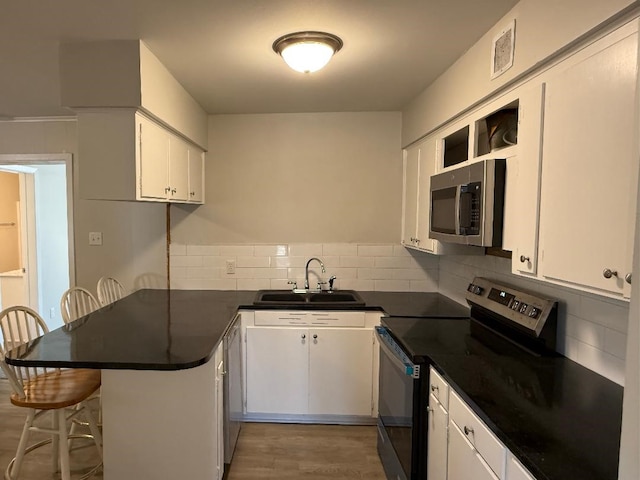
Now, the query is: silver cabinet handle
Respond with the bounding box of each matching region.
[603,268,618,279]
[625,273,632,284]
[165,187,171,193]
[313,334,318,339]
[301,334,306,339]
[430,384,439,393]
[520,255,530,263]
[427,406,433,413]
[171,188,177,194]
[463,426,474,436]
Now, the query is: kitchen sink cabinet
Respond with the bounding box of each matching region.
[506,453,536,480]
[537,23,638,299]
[244,310,379,422]
[77,109,205,204]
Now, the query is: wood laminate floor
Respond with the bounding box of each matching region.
[1,380,386,479]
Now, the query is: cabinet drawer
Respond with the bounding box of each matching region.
[429,367,450,410]
[254,310,365,327]
[449,390,506,478]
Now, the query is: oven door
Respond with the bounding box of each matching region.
[375,326,422,480]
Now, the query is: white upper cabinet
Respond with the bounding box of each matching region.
[538,24,638,299]
[78,109,205,204]
[401,144,420,248]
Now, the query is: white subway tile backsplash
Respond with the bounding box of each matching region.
[169,241,630,385]
[340,256,375,268]
[237,279,271,290]
[254,245,289,257]
[374,280,411,291]
[187,245,220,256]
[171,255,203,268]
[219,245,255,256]
[375,256,413,269]
[565,315,605,349]
[580,295,629,334]
[237,256,271,268]
[604,328,627,360]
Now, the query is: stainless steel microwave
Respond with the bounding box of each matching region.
[429,159,506,247]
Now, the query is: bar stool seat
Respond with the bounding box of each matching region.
[1,305,103,480]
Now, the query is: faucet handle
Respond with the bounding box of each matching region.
[316,281,327,292]
[287,280,297,291]
[328,275,337,291]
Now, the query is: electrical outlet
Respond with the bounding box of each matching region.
[225,260,236,274]
[50,307,55,319]
[89,232,103,246]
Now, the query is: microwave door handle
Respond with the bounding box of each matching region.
[454,185,462,235]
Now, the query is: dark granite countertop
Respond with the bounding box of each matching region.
[5,289,465,370]
[381,316,623,480]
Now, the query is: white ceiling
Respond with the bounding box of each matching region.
[0,0,519,118]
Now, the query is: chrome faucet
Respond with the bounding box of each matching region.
[304,257,326,290]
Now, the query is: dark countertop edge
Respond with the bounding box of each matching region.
[4,291,457,371]
[7,356,210,371]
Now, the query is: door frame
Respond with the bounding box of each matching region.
[0,153,75,296]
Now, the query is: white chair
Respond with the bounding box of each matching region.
[60,287,100,324]
[0,306,102,480]
[96,276,126,306]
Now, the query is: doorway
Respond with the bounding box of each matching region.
[0,154,74,331]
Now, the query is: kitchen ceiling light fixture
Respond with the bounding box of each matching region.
[272,31,343,73]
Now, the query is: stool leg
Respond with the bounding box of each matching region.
[52,409,60,472]
[82,400,103,459]
[11,409,35,480]
[57,409,71,480]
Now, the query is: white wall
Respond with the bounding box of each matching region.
[34,164,69,328]
[0,120,167,300]
[402,0,636,145]
[170,112,403,245]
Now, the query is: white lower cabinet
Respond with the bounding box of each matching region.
[448,421,500,480]
[429,367,538,480]
[506,453,536,480]
[213,343,225,480]
[244,312,377,420]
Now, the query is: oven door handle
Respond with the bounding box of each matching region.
[375,328,420,379]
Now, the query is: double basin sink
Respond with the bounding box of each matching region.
[253,290,365,307]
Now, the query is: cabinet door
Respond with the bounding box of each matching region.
[508,85,545,276]
[214,345,225,480]
[137,114,169,199]
[538,28,638,298]
[448,422,499,480]
[427,395,448,480]
[416,136,438,253]
[401,146,419,247]
[245,326,308,415]
[168,137,189,201]
[188,147,205,203]
[308,328,374,416]
[506,453,536,480]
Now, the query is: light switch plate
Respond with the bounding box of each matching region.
[89,231,103,246]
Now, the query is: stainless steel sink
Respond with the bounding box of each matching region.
[253,290,365,306]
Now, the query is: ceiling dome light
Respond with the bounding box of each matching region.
[272,31,343,73]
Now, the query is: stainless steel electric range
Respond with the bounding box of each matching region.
[375,278,558,480]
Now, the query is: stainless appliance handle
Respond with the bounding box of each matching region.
[375,328,420,379]
[454,184,462,235]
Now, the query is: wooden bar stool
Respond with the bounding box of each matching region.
[96,277,126,306]
[60,287,100,324]
[0,306,103,480]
